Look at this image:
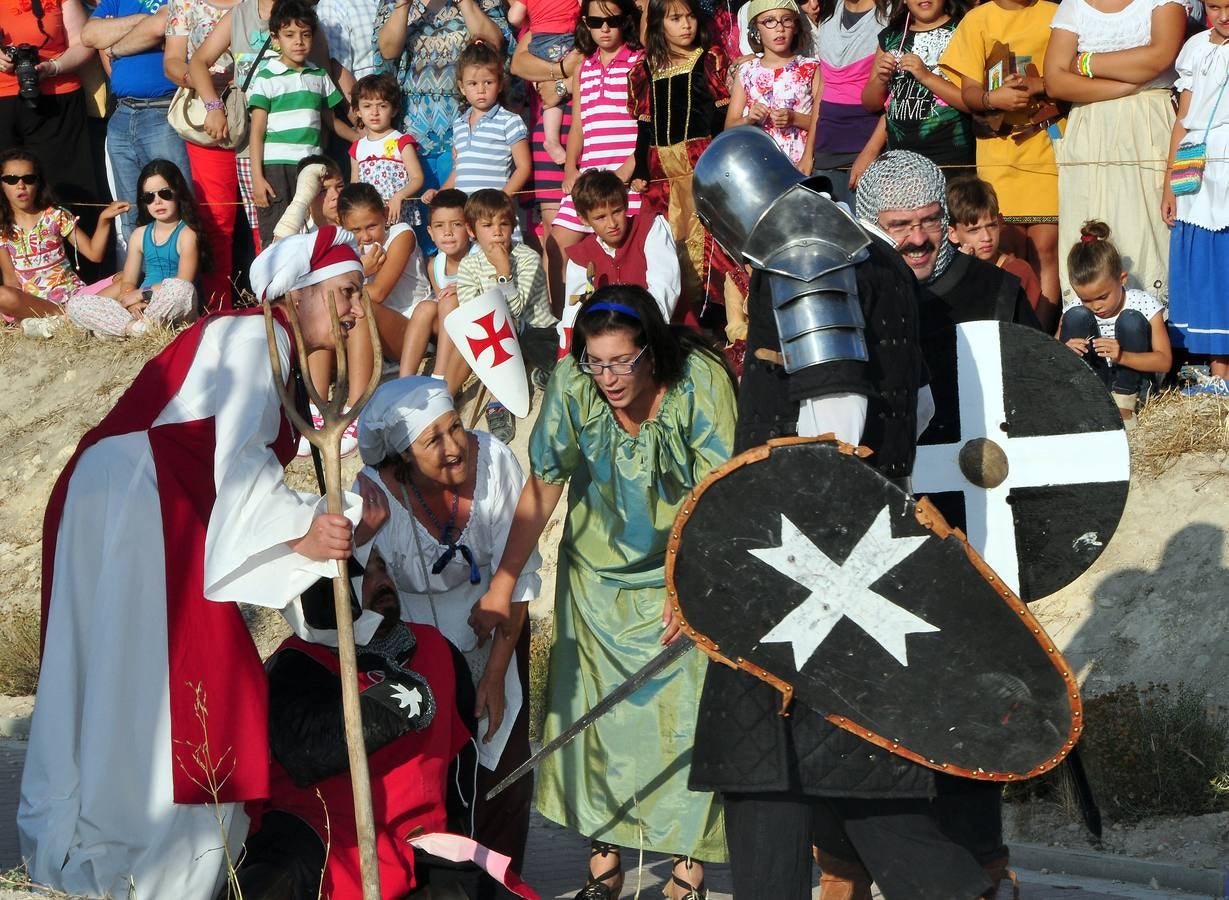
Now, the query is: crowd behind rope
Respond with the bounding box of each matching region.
[4,0,1229,408]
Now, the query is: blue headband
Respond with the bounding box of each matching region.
[585,301,641,320]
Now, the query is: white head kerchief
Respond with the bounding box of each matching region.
[358,376,456,466]
[249,225,363,301]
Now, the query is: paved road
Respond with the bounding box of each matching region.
[0,740,1215,899]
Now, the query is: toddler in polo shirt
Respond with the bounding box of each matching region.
[420,41,532,209]
[454,189,557,444]
[247,0,344,247]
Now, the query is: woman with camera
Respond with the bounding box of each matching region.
[0,0,100,225]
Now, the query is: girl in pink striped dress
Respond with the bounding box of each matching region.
[551,0,643,257]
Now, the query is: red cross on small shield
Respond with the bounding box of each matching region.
[443,288,530,417]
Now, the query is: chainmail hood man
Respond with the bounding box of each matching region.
[856,150,955,283]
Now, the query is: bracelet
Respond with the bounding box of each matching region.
[1077,51,1095,78]
[49,57,61,77]
[204,97,224,112]
[981,90,996,112]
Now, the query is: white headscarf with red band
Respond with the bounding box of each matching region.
[250,226,364,302]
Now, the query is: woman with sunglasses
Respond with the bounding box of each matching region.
[351,374,543,873]
[547,0,644,254]
[0,148,128,329]
[477,284,736,899]
[66,159,207,336]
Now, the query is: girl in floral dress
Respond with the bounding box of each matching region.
[727,0,821,167]
[0,149,128,326]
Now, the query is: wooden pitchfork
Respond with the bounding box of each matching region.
[263,287,383,900]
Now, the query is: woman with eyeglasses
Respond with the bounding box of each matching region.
[351,374,543,873]
[477,284,736,899]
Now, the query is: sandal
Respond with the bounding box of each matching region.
[574,841,622,900]
[666,856,707,900]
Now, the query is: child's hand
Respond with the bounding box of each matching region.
[956,241,976,256]
[361,242,387,276]
[437,282,458,305]
[253,176,277,209]
[387,195,405,225]
[872,49,897,85]
[204,107,230,142]
[119,288,145,309]
[988,76,1030,112]
[747,101,771,123]
[768,107,793,128]
[420,188,438,206]
[562,166,580,194]
[100,200,130,221]
[897,53,930,81]
[485,240,511,276]
[1065,336,1093,356]
[630,178,647,193]
[1161,188,1177,228]
[1091,337,1121,364]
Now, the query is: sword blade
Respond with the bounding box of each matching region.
[485,637,694,801]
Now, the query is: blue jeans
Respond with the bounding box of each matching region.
[1060,306,1153,396]
[106,101,192,246]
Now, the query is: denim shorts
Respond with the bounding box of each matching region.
[528,31,575,62]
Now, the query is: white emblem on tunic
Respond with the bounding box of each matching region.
[751,508,940,669]
[391,684,424,717]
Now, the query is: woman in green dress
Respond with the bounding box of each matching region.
[475,284,736,899]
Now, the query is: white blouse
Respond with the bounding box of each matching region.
[1051,0,1188,91]
[1174,31,1229,230]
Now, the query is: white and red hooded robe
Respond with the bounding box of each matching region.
[18,229,367,900]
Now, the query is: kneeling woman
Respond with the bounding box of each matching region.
[481,285,737,899]
[354,376,541,870]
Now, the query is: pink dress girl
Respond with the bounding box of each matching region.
[551,43,644,232]
[739,55,820,164]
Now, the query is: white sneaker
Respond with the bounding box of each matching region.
[296,403,325,458]
[22,316,64,338]
[340,412,359,458]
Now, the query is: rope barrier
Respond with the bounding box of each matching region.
[47,154,1196,209]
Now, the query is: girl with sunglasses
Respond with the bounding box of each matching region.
[0,148,128,329]
[67,160,206,337]
[477,285,736,899]
[549,0,645,257]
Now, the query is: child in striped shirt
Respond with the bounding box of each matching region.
[420,41,532,207]
[247,0,344,247]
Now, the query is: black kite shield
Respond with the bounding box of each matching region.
[667,437,1081,781]
[913,321,1130,601]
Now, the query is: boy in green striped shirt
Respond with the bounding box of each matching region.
[247,0,344,247]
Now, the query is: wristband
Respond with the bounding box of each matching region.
[558,59,566,79]
[981,90,996,113]
[204,97,225,112]
[49,57,61,77]
[1077,51,1094,78]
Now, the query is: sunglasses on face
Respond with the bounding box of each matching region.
[141,188,176,204]
[584,13,624,28]
[1,174,38,186]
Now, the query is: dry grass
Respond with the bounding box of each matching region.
[0,865,91,898]
[1132,390,1229,477]
[528,616,553,744]
[0,607,42,696]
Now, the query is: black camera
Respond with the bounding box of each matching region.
[3,44,42,107]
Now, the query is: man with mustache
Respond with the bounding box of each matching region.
[855,151,1040,457]
[230,546,535,900]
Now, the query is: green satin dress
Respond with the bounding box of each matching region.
[530,350,736,860]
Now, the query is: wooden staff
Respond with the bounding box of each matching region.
[263,288,383,900]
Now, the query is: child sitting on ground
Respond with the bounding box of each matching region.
[409,189,473,379]
[0,149,128,334]
[247,0,345,248]
[455,188,558,442]
[1058,221,1172,428]
[946,175,1052,330]
[349,73,425,226]
[67,160,202,337]
[561,170,680,354]
[338,182,432,371]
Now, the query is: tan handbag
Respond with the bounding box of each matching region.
[168,82,248,149]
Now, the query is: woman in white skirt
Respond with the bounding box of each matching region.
[1043,0,1187,306]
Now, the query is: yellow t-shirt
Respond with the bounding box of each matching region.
[940,0,1059,220]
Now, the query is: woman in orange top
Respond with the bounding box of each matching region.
[0,0,100,211]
